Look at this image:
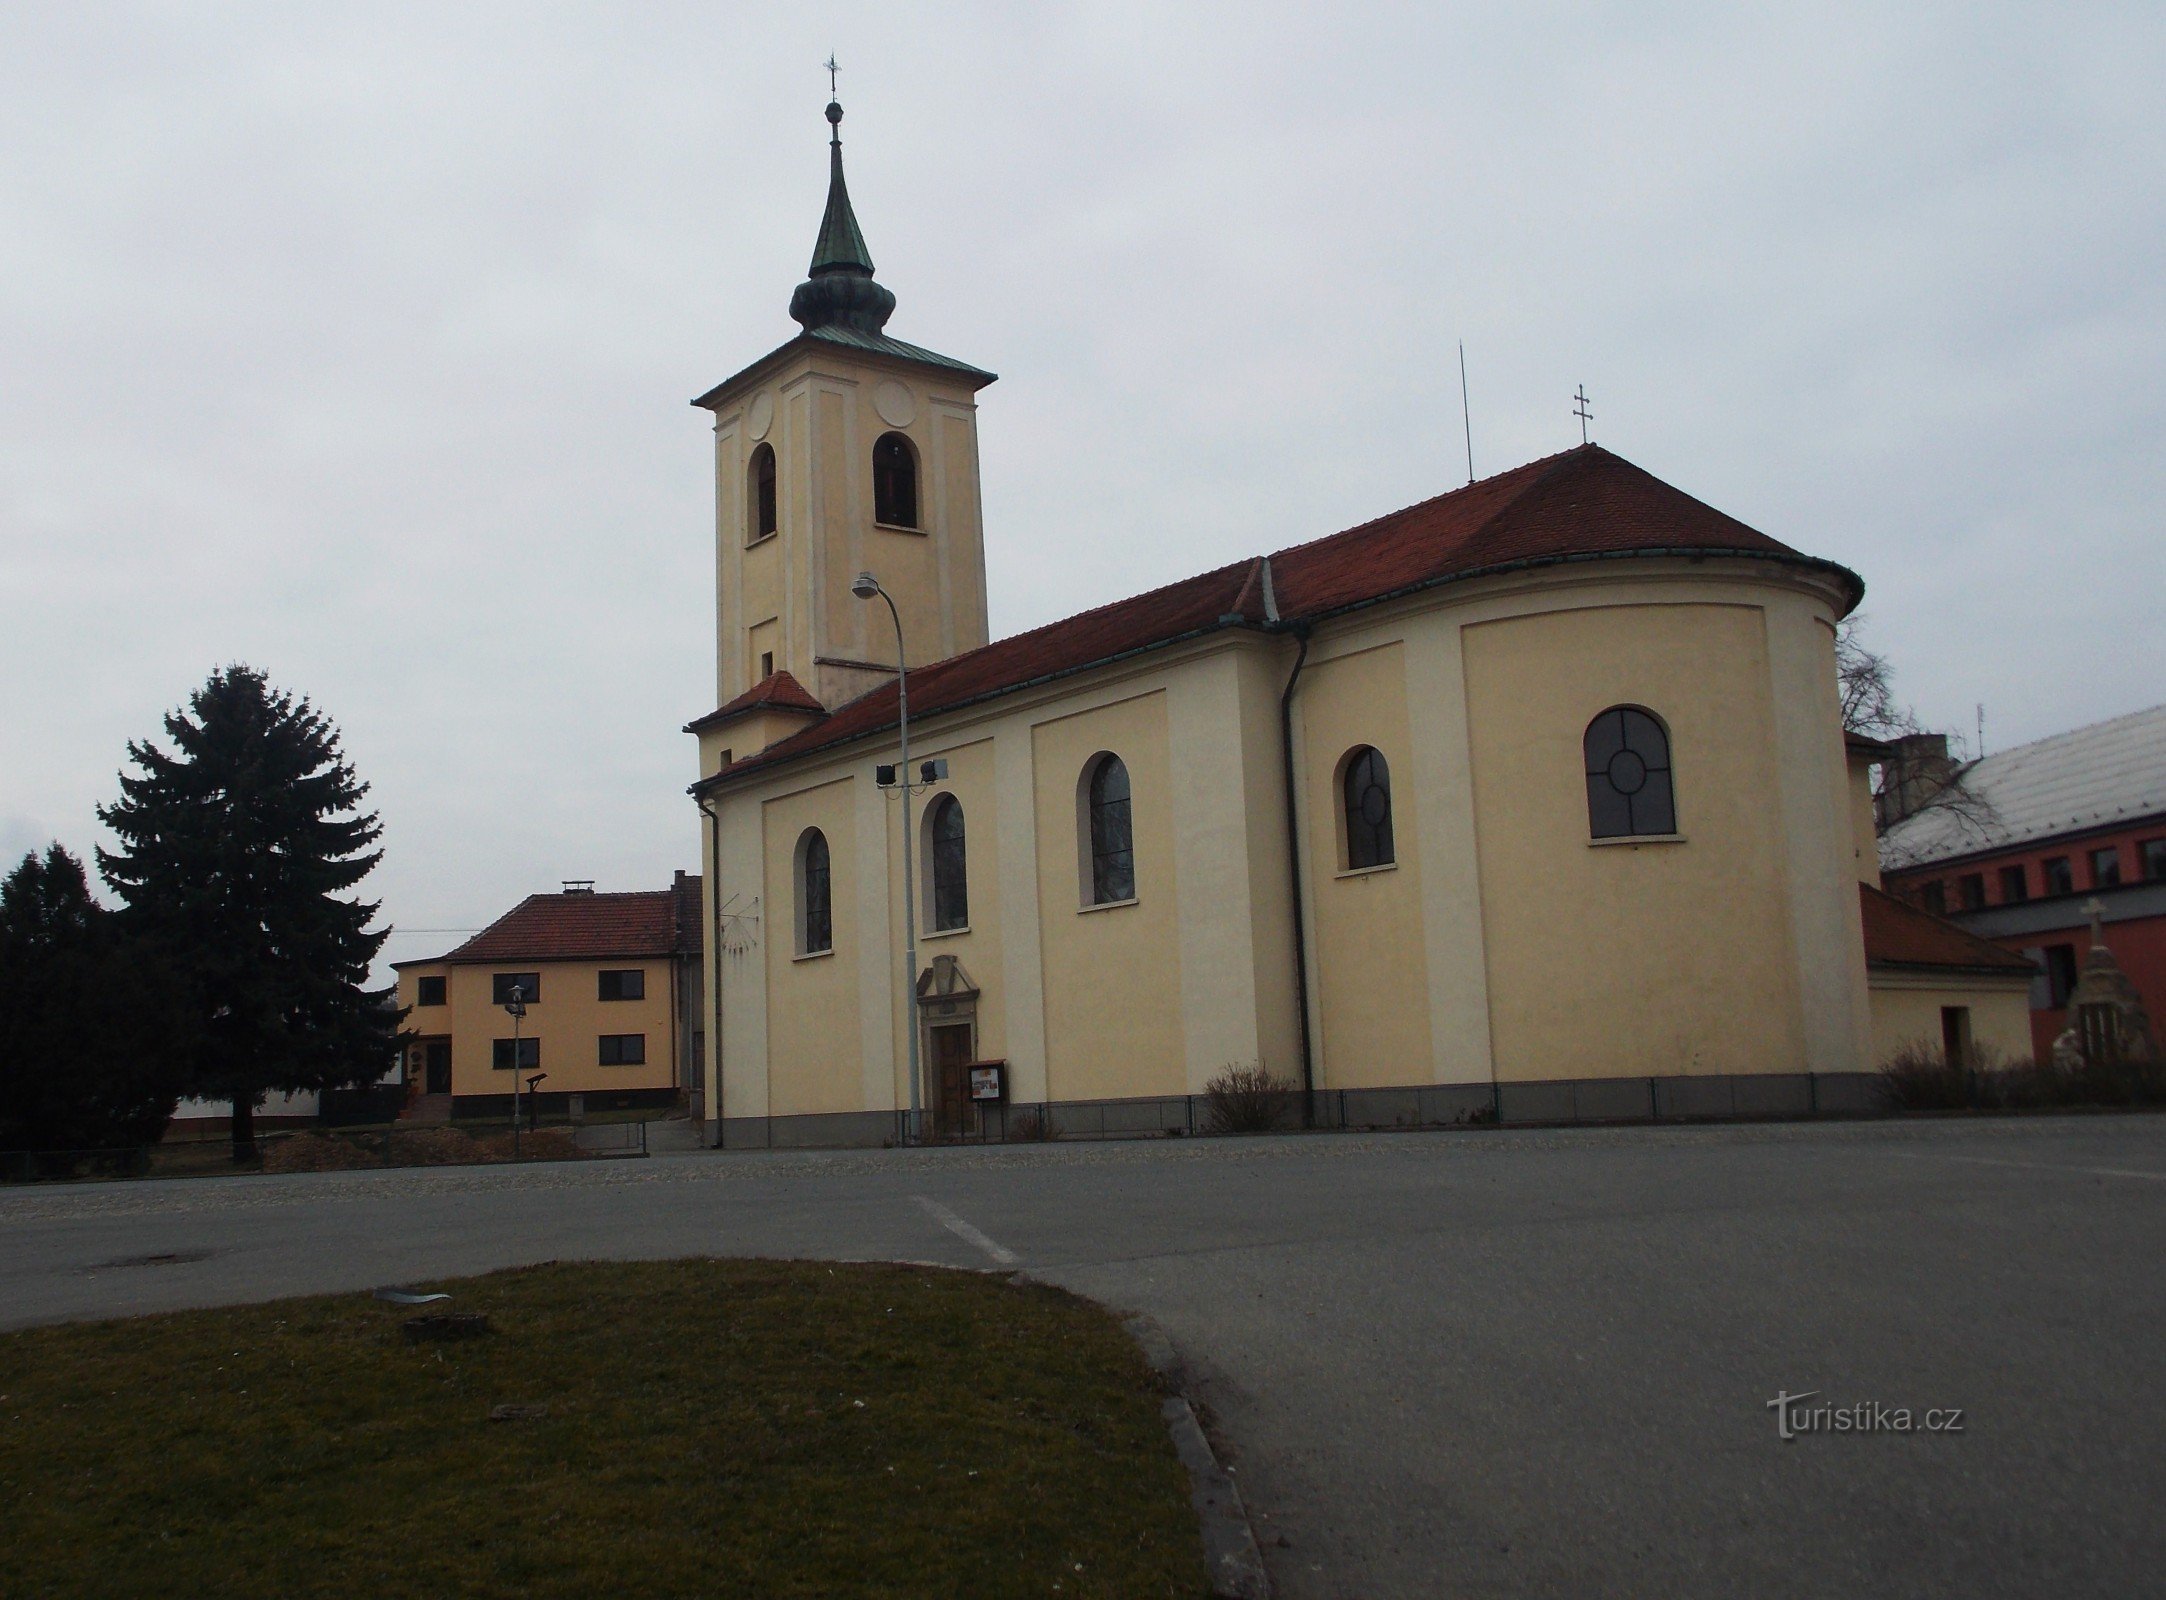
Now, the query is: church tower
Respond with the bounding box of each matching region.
[693,98,997,720]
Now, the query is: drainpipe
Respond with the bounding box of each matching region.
[1271,563,1318,1114]
[697,795,725,1148]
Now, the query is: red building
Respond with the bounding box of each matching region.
[1879,706,2166,1062]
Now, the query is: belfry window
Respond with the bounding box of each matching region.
[928,794,968,932]
[1341,746,1395,869]
[873,432,919,529]
[748,442,777,542]
[1584,707,1677,839]
[1084,754,1135,905]
[796,828,832,955]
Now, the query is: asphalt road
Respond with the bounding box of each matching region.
[4,1114,2162,1599]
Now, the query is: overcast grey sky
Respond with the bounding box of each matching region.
[3,2,2161,968]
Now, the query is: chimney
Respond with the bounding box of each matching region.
[561,880,595,896]
[1875,733,1956,829]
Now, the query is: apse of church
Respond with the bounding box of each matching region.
[685,98,1896,1146]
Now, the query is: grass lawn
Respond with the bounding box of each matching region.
[0,1260,1209,1599]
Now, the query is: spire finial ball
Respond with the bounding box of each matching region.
[826,100,843,127]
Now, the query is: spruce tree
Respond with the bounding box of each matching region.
[97,667,399,1161]
[0,845,186,1159]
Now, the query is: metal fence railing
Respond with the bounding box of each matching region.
[713,1071,1893,1152]
[1,1114,667,1186]
[6,1073,1896,1178]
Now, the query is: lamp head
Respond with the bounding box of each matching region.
[850,571,881,599]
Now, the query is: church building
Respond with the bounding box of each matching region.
[682,99,1991,1145]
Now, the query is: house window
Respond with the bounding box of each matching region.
[1998,865,2028,903]
[2090,846,2122,888]
[598,1033,646,1065]
[873,432,919,528]
[2042,943,2080,1009]
[492,1037,540,1071]
[2043,856,2073,895]
[492,972,540,1006]
[748,442,777,542]
[759,651,774,681]
[1083,754,1136,905]
[1957,873,1986,912]
[1918,880,1947,915]
[796,828,832,955]
[2144,839,2166,881]
[1583,707,1676,839]
[598,969,645,1001]
[928,794,969,932]
[416,976,446,1006]
[1340,746,1395,869]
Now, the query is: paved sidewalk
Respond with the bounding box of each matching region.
[4,1114,2162,1598]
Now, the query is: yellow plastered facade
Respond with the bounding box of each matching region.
[1463,601,1810,1079]
[395,959,680,1099]
[1866,973,2035,1067]
[697,554,1896,1126]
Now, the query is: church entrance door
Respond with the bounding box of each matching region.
[929,1024,974,1140]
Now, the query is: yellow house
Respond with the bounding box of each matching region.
[393,877,703,1120]
[681,98,2014,1146]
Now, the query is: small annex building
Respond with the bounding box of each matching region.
[682,99,2019,1146]
[392,876,703,1121]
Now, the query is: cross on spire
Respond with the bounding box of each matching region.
[1573,384,1593,446]
[825,54,839,96]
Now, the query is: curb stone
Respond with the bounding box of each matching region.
[1122,1312,1271,1600]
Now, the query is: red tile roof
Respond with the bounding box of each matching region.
[685,670,827,734]
[1859,883,2031,975]
[695,446,1862,791]
[399,881,703,967]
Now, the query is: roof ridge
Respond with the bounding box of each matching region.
[1961,701,2166,770]
[1261,447,1576,566]
[904,555,1258,682]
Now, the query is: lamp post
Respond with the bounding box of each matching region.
[503,985,527,1159]
[852,571,920,1142]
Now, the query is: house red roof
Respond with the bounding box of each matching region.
[694,446,1862,791]
[399,880,703,967]
[685,670,827,734]
[1859,883,2031,975]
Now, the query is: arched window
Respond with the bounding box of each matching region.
[748,442,777,542]
[872,431,918,529]
[1084,754,1135,905]
[795,828,832,954]
[1584,707,1677,839]
[1341,746,1395,869]
[927,794,969,932]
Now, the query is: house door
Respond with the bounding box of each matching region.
[929,1024,974,1139]
[424,1039,452,1095]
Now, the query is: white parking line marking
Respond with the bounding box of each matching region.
[913,1195,1020,1266]
[1896,1152,2166,1183]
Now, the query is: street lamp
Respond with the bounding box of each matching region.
[503,984,528,1159]
[853,570,920,1142]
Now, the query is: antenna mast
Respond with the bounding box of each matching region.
[1458,342,1474,484]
